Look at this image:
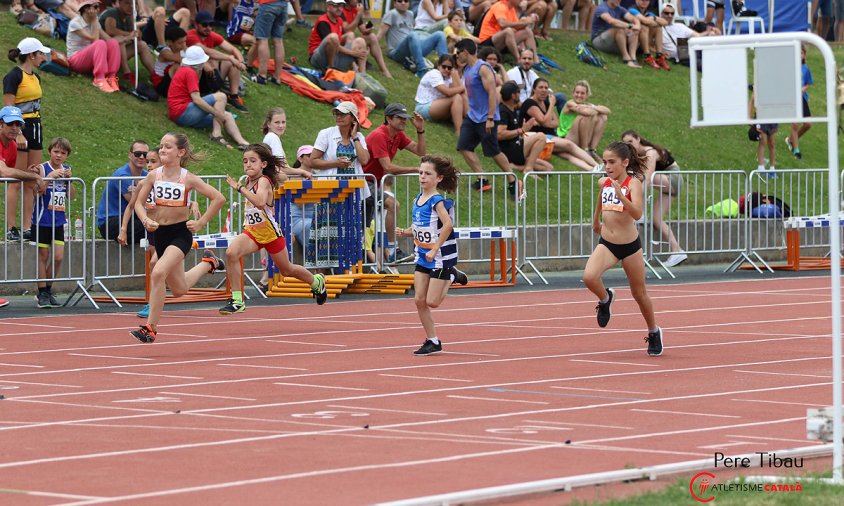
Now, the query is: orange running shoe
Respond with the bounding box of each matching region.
[643,55,661,70]
[656,54,671,71]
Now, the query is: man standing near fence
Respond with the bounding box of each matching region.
[363,103,426,263]
[454,39,521,199]
[95,140,149,244]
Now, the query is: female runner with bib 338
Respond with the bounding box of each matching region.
[218,143,327,314]
[583,141,663,357]
[128,133,226,343]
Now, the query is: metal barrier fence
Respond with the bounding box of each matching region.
[520,171,601,284]
[86,175,237,306]
[387,171,523,279]
[648,170,748,277]
[735,168,833,271]
[0,177,90,306]
[3,168,842,304]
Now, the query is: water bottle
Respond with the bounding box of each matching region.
[64,221,71,241]
[74,216,83,241]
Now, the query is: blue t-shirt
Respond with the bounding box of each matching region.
[464,60,500,124]
[627,7,653,17]
[592,3,629,40]
[33,161,71,228]
[801,63,813,103]
[95,164,147,225]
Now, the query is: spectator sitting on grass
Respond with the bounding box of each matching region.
[414,54,466,135]
[377,0,449,78]
[477,0,540,66]
[308,0,369,73]
[591,0,642,68]
[167,46,250,150]
[187,11,249,113]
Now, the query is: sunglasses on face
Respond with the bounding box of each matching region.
[333,111,351,118]
[395,0,408,3]
[662,11,674,15]
[441,65,453,70]
[133,151,148,158]
[4,121,23,127]
[197,22,212,27]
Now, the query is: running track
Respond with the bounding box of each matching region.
[0,276,835,505]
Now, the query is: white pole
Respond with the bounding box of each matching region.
[132,0,139,89]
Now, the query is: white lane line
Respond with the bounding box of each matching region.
[273,382,369,391]
[0,488,104,500]
[9,351,833,402]
[522,420,634,430]
[698,442,756,449]
[265,340,347,347]
[726,435,819,444]
[379,374,473,383]
[69,354,155,361]
[218,364,308,371]
[734,369,832,379]
[447,395,549,405]
[111,372,203,380]
[0,380,81,388]
[326,405,448,416]
[570,359,662,368]
[158,392,257,401]
[0,363,43,369]
[630,408,741,419]
[550,387,651,395]
[444,352,501,357]
[729,398,829,407]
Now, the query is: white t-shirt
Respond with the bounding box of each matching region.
[312,126,371,199]
[415,69,451,104]
[506,66,539,103]
[662,23,695,60]
[67,16,97,58]
[414,0,444,29]
[262,132,287,165]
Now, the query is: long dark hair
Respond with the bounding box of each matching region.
[245,143,284,188]
[621,129,672,167]
[421,155,460,194]
[604,141,646,180]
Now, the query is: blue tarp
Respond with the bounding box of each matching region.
[676,0,808,33]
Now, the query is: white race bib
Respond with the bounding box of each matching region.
[153,180,186,207]
[412,224,436,248]
[48,191,66,212]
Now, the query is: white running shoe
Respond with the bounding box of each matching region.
[664,253,688,267]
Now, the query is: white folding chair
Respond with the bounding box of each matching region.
[727,1,766,34]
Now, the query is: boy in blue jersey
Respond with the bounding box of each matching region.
[32,138,75,308]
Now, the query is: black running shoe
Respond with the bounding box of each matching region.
[202,250,225,274]
[21,229,32,241]
[452,267,469,286]
[471,178,492,191]
[36,291,51,309]
[129,325,156,343]
[596,288,614,328]
[646,327,663,357]
[312,273,327,305]
[6,227,20,241]
[219,298,245,315]
[413,339,442,355]
[47,292,61,308]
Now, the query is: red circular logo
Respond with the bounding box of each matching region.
[689,472,716,502]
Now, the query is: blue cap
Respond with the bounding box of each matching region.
[195,11,214,24]
[0,106,24,124]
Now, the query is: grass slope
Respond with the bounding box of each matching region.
[1,13,842,221]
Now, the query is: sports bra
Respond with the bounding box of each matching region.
[601,176,633,213]
[152,167,189,208]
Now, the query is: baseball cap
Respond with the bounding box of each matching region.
[182,45,210,66]
[661,1,676,12]
[297,145,314,158]
[333,101,359,123]
[0,106,24,124]
[326,0,346,5]
[384,103,411,119]
[195,10,214,24]
[17,37,50,56]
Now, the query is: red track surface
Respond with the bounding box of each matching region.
[0,276,835,505]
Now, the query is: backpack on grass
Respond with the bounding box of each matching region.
[739,192,792,219]
[38,49,70,76]
[575,42,607,70]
